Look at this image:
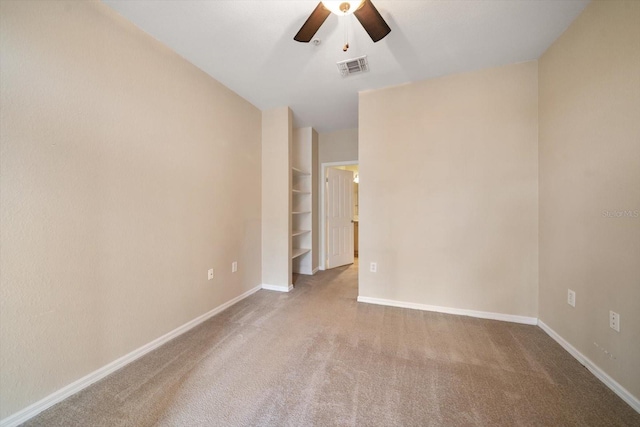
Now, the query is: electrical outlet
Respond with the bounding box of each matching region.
[207,268,214,280]
[370,262,377,273]
[567,289,576,307]
[232,261,238,273]
[609,311,620,332]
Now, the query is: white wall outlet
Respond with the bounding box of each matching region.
[232,261,238,273]
[370,262,377,273]
[567,289,576,307]
[207,268,214,280]
[609,310,620,332]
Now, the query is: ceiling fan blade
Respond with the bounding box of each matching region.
[294,2,331,42]
[354,0,391,42]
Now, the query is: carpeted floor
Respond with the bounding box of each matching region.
[25,262,639,426]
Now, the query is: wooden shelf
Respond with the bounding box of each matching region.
[292,248,311,259]
[292,229,311,236]
[292,167,311,177]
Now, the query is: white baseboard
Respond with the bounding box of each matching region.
[261,283,293,292]
[356,296,538,325]
[0,284,263,427]
[312,267,319,275]
[538,320,640,413]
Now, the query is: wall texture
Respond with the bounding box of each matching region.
[261,107,292,288]
[318,128,358,165]
[0,0,262,418]
[359,61,539,318]
[539,0,640,399]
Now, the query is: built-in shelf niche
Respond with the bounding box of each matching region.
[291,168,311,269]
[291,128,316,276]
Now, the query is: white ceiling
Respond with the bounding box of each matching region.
[102,0,589,133]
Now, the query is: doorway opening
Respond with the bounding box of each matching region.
[320,161,359,271]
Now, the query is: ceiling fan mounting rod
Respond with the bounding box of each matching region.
[343,14,350,51]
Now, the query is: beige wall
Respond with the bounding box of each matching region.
[318,128,358,164]
[262,107,292,287]
[311,129,320,271]
[0,0,262,418]
[359,61,539,318]
[539,0,640,399]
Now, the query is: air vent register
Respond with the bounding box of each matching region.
[337,55,369,77]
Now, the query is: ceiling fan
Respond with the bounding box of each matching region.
[294,1,391,45]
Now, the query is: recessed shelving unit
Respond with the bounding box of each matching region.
[291,157,312,274]
[291,168,311,266]
[291,129,316,275]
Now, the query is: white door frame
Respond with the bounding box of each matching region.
[320,160,358,271]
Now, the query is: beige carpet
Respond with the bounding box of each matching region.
[25,262,639,426]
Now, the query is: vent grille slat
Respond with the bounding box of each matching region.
[337,55,369,77]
